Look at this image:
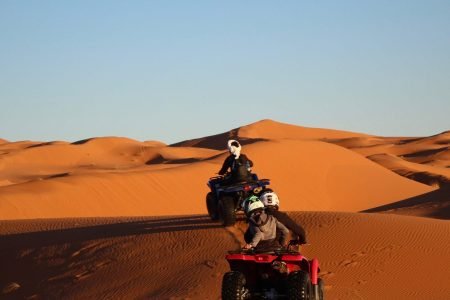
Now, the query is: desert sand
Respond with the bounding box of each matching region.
[327,131,450,187]
[1,119,449,299]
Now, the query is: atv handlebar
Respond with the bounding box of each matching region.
[228,239,306,255]
[210,174,226,180]
[289,239,303,246]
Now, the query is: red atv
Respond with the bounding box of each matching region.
[222,241,324,299]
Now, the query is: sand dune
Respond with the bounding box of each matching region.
[242,140,433,212]
[146,146,220,164]
[172,119,368,149]
[0,120,447,220]
[0,139,433,219]
[363,185,450,219]
[1,212,449,299]
[328,131,450,158]
[367,153,450,187]
[0,120,449,299]
[327,131,450,188]
[238,119,370,140]
[173,120,449,189]
[0,137,216,187]
[0,140,42,153]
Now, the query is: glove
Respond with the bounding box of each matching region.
[243,244,253,250]
[290,239,305,246]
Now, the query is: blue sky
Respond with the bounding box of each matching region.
[1,0,449,144]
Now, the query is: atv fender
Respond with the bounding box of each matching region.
[310,258,319,285]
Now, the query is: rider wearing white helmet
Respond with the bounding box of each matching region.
[242,195,261,217]
[243,198,289,250]
[256,188,307,245]
[218,140,253,184]
[259,190,280,211]
[245,198,265,218]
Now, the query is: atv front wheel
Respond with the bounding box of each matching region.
[222,271,249,300]
[218,196,236,226]
[286,270,312,300]
[206,192,219,220]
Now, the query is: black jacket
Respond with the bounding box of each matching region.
[218,154,253,182]
[268,209,307,244]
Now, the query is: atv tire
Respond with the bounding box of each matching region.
[287,270,312,300]
[206,192,219,220]
[218,195,236,226]
[222,271,249,300]
[316,278,324,300]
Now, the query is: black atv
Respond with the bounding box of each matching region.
[206,174,270,226]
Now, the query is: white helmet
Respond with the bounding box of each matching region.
[260,191,280,209]
[244,197,265,217]
[227,139,241,158]
[242,195,259,213]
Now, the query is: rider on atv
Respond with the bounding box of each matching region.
[242,198,290,251]
[243,190,308,247]
[259,189,308,245]
[218,139,253,185]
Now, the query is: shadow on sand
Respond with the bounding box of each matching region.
[0,215,225,298]
[362,185,450,220]
[0,215,222,250]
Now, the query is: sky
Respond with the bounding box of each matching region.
[1,0,449,144]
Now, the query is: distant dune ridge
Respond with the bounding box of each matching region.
[0,120,441,219]
[328,130,450,187]
[0,119,447,219]
[0,119,449,299]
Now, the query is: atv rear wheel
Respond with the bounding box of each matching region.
[206,192,219,220]
[316,278,324,300]
[219,195,236,226]
[222,271,249,300]
[286,270,312,300]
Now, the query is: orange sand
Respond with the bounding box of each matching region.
[1,213,449,299]
[0,120,449,299]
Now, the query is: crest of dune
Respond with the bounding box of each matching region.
[238,119,370,140]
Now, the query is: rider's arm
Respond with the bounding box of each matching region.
[247,157,253,168]
[250,227,263,248]
[218,156,232,175]
[276,220,290,247]
[241,154,253,168]
[272,210,307,244]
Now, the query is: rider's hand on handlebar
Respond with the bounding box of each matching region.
[290,239,307,246]
[243,244,253,250]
